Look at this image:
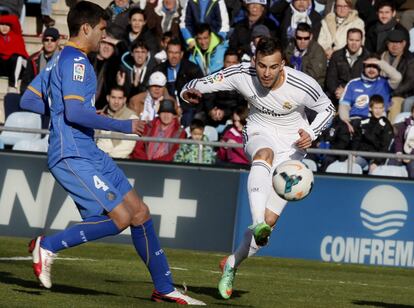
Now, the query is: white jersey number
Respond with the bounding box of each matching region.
[93,175,109,191]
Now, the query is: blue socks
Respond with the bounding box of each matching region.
[41,215,120,253]
[131,219,174,294]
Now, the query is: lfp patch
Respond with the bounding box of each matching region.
[73,63,85,82]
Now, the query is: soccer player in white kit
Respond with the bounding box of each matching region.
[181,37,335,299]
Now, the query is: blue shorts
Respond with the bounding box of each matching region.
[50,153,132,219]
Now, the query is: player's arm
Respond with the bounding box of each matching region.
[180,64,242,104]
[64,100,144,135]
[303,78,336,141]
[20,71,49,115]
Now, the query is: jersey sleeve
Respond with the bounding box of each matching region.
[300,74,336,140]
[180,64,247,100]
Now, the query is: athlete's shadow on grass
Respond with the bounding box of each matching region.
[0,271,117,296]
[353,300,414,308]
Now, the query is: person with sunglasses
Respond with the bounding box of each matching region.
[20,27,61,94]
[285,22,327,88]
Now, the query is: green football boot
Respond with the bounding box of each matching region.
[249,222,271,246]
[218,257,237,300]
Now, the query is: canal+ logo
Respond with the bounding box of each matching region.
[360,185,408,237]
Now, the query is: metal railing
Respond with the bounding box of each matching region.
[1,125,414,174]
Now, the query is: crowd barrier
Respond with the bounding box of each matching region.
[0,149,413,268]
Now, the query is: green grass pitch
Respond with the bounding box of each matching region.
[0,236,413,307]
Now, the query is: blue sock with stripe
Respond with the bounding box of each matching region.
[40,215,120,253]
[130,219,174,294]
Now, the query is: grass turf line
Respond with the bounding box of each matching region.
[0,236,413,307]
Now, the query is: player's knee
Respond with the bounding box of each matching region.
[109,203,133,230]
[253,148,274,165]
[131,202,150,226]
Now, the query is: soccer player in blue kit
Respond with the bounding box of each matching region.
[20,1,204,305]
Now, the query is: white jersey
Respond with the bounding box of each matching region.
[181,63,335,141]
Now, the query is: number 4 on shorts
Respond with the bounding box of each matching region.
[93,175,109,191]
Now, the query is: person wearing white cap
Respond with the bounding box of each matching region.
[129,71,179,121]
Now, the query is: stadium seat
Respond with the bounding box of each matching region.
[325,160,363,174]
[302,158,317,172]
[13,136,49,153]
[393,112,411,124]
[204,125,218,141]
[0,112,41,146]
[369,165,408,178]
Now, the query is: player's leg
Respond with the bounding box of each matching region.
[102,156,205,305]
[29,157,129,288]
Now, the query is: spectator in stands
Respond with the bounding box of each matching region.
[270,0,322,47]
[0,13,28,92]
[153,38,204,127]
[318,115,352,172]
[41,0,58,27]
[154,31,173,64]
[399,2,414,31]
[217,105,249,165]
[315,0,357,17]
[285,22,327,87]
[180,0,229,49]
[380,29,414,123]
[240,24,271,62]
[96,86,138,159]
[0,0,24,17]
[129,71,179,121]
[106,0,139,31]
[365,1,409,54]
[392,104,414,178]
[122,8,159,54]
[189,23,228,75]
[326,28,369,106]
[317,0,364,60]
[20,27,60,94]
[339,54,402,133]
[230,0,278,57]
[117,39,157,98]
[198,50,247,132]
[351,95,394,173]
[130,99,186,161]
[89,33,123,111]
[145,0,182,42]
[174,118,216,164]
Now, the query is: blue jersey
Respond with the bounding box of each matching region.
[339,77,391,118]
[28,42,100,167]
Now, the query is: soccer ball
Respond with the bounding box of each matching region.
[272,160,314,201]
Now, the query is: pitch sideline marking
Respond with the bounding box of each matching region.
[0,256,97,261]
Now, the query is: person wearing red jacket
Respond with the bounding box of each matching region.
[130,99,185,161]
[0,14,28,91]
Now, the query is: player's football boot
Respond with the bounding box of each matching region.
[151,288,206,305]
[218,256,237,300]
[28,236,57,289]
[249,222,271,246]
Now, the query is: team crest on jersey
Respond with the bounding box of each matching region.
[282,101,293,110]
[73,63,85,82]
[207,72,224,83]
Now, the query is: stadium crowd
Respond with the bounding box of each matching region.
[0,0,414,176]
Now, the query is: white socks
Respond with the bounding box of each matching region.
[247,160,272,225]
[228,229,259,268]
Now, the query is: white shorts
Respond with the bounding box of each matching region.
[243,122,306,169]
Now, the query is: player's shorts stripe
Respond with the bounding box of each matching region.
[252,161,271,173]
[288,74,320,99]
[28,86,42,97]
[286,79,318,102]
[64,95,85,102]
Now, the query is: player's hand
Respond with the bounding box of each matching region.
[295,129,312,149]
[182,89,202,104]
[131,119,145,136]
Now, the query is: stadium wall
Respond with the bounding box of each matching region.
[0,151,413,268]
